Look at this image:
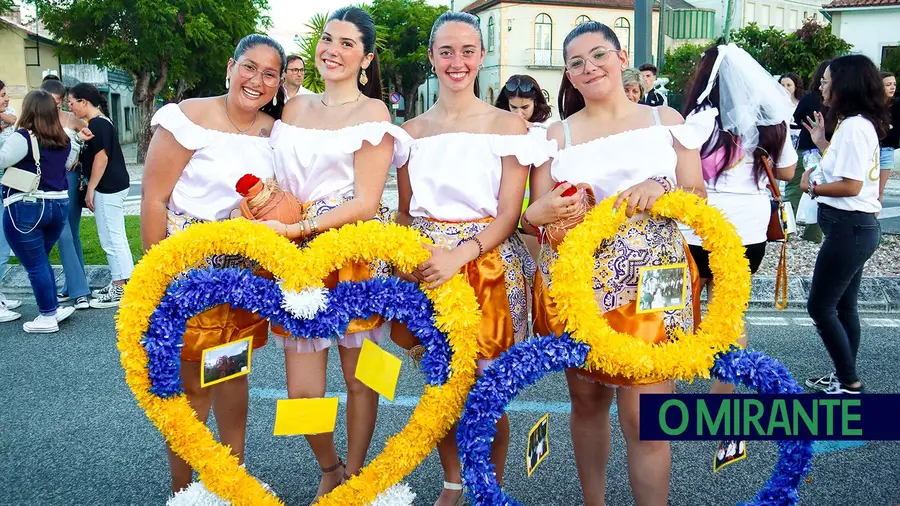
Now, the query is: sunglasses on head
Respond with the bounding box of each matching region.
[505,78,534,93]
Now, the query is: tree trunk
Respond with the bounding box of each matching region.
[173,78,189,103]
[402,89,418,120]
[136,98,157,164]
[132,61,170,163]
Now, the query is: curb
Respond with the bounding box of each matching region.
[2,266,898,313]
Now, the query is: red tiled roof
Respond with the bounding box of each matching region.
[822,0,900,8]
[464,0,658,13]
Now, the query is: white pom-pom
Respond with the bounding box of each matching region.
[166,482,230,506]
[280,285,328,319]
[366,483,417,506]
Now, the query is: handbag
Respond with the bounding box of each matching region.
[1,132,41,193]
[762,155,789,310]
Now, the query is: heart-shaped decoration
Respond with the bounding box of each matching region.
[117,219,481,505]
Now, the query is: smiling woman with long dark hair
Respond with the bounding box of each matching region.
[801,54,890,396]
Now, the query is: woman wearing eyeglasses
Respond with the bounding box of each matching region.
[494,74,552,263]
[141,34,286,495]
[522,21,709,505]
[263,8,412,497]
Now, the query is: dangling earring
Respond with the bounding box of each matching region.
[479,63,485,71]
[359,69,369,86]
[272,94,277,106]
[225,77,230,90]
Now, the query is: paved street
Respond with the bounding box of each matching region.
[1,305,898,505]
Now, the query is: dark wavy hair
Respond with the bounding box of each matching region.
[558,21,621,119]
[329,7,383,100]
[40,78,67,98]
[495,74,551,123]
[682,45,786,181]
[234,34,287,119]
[780,72,803,100]
[69,83,110,117]
[808,60,830,97]
[826,54,890,139]
[429,11,483,97]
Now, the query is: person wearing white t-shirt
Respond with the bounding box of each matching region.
[283,55,314,100]
[680,44,797,392]
[801,55,890,396]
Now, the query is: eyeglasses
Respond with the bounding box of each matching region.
[286,68,305,75]
[505,78,534,93]
[235,60,281,87]
[566,49,617,76]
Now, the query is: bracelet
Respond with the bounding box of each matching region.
[648,176,674,193]
[308,216,319,234]
[466,236,484,258]
[808,181,817,200]
[521,211,536,229]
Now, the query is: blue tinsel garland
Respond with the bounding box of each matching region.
[456,343,814,506]
[142,268,452,397]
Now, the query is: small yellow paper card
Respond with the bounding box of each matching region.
[355,338,402,401]
[273,398,339,436]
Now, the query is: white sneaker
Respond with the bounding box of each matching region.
[24,314,59,333]
[1,298,22,310]
[55,306,76,323]
[0,305,22,322]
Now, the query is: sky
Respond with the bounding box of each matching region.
[266,0,448,54]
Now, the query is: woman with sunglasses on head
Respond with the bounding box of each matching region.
[801,55,889,395]
[141,33,285,495]
[494,74,552,263]
[40,79,92,310]
[263,7,412,498]
[521,21,710,506]
[394,11,543,505]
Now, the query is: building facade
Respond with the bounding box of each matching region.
[0,14,61,114]
[824,0,900,70]
[419,0,713,119]
[689,0,827,39]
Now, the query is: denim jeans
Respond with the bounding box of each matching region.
[58,170,89,298]
[93,188,134,282]
[880,147,895,172]
[807,204,881,386]
[0,199,11,284]
[3,198,68,315]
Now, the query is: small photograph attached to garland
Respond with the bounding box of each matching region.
[636,263,687,314]
[526,413,550,478]
[713,439,748,472]
[200,337,253,388]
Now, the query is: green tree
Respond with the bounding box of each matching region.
[882,47,900,75]
[370,0,446,118]
[661,42,714,98]
[0,0,14,16]
[296,12,328,93]
[37,0,270,162]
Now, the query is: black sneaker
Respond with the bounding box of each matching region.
[73,296,90,310]
[824,382,863,395]
[89,284,124,308]
[805,372,836,392]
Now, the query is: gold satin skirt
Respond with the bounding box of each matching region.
[532,216,702,387]
[391,217,534,361]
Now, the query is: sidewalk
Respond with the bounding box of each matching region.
[3,264,898,313]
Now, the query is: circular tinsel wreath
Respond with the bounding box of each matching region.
[456,345,814,506]
[549,190,752,383]
[116,219,481,506]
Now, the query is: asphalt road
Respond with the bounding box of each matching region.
[1,305,898,506]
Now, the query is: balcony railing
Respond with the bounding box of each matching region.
[525,48,564,69]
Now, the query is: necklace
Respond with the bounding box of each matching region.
[321,92,362,107]
[224,95,258,134]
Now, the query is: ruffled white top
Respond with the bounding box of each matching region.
[399,133,552,222]
[270,121,413,203]
[150,103,275,221]
[549,108,718,199]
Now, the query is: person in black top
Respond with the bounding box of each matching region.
[880,72,898,198]
[639,63,667,107]
[785,60,832,243]
[68,83,133,308]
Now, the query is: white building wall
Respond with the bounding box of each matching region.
[829,8,900,68]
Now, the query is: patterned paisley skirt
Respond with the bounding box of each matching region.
[166,210,269,362]
[391,217,536,372]
[274,194,394,354]
[532,215,701,387]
